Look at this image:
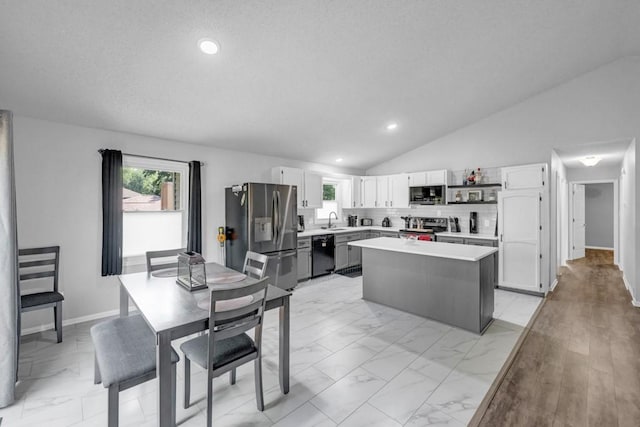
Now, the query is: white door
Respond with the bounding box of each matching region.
[571,184,586,259]
[498,190,541,293]
[408,172,427,186]
[361,177,377,208]
[304,172,323,209]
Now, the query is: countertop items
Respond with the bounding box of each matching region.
[297,226,401,238]
[435,232,498,241]
[349,237,497,262]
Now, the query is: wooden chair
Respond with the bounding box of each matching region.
[180,277,269,427]
[145,247,186,273]
[19,246,64,343]
[91,315,179,427]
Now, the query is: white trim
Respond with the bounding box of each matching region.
[585,246,614,250]
[633,300,640,308]
[20,308,122,336]
[550,278,559,292]
[622,272,631,291]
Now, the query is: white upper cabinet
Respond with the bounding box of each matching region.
[426,169,448,185]
[342,176,362,209]
[272,167,323,209]
[376,176,390,208]
[408,172,426,187]
[408,170,447,186]
[361,176,377,208]
[501,163,547,190]
[389,174,409,208]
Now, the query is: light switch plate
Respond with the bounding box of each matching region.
[484,219,490,227]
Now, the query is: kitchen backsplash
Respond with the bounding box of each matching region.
[301,205,498,235]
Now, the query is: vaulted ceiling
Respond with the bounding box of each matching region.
[1,1,638,169]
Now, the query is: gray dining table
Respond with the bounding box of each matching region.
[118,263,291,427]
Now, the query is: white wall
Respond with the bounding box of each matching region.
[584,183,614,248]
[13,115,362,332]
[566,164,621,182]
[368,56,640,295]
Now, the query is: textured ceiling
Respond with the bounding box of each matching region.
[1,1,638,169]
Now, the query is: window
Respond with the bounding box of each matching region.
[316,182,339,220]
[122,156,189,259]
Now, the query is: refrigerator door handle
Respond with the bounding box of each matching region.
[272,191,278,245]
[276,190,282,245]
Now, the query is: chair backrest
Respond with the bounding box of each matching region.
[208,277,269,368]
[242,251,269,280]
[146,248,186,273]
[18,246,60,292]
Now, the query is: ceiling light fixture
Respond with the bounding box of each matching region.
[198,38,220,55]
[386,123,398,131]
[580,156,601,167]
[335,158,344,163]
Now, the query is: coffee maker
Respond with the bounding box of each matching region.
[297,215,305,232]
[469,212,478,234]
[347,215,358,227]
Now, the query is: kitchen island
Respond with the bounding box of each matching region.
[349,237,497,334]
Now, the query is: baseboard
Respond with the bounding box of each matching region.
[621,273,640,306]
[585,246,614,251]
[550,278,559,292]
[21,308,120,336]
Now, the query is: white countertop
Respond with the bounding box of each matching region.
[297,226,401,238]
[435,232,499,241]
[349,237,498,262]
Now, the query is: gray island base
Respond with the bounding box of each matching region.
[349,237,497,334]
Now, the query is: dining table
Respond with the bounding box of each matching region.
[118,262,291,427]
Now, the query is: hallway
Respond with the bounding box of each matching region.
[477,249,640,426]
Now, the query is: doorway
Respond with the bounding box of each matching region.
[569,180,618,263]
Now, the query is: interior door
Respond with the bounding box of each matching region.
[498,190,541,293]
[572,184,586,259]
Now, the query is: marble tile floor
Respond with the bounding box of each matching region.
[1,275,541,427]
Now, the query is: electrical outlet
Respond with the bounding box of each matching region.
[484,219,490,227]
[437,210,442,217]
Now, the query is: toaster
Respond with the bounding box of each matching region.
[360,218,373,226]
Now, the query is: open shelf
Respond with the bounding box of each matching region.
[447,201,498,205]
[447,183,502,188]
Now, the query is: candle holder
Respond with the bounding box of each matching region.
[176,251,207,291]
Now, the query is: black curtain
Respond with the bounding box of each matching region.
[187,161,202,254]
[101,150,123,276]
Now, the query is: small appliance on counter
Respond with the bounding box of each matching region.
[470,212,478,234]
[347,215,358,227]
[382,217,391,227]
[400,215,412,229]
[361,218,373,226]
[297,215,305,232]
[449,216,461,232]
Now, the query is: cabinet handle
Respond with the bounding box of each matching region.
[390,201,393,207]
[500,234,503,242]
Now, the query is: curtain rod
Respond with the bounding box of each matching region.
[98,149,204,166]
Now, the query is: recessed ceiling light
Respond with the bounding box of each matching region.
[335,158,343,163]
[198,38,219,55]
[386,122,398,131]
[580,156,601,167]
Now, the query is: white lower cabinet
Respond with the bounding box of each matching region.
[498,190,542,293]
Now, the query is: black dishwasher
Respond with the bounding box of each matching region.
[312,235,335,277]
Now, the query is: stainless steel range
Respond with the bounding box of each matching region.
[399,216,448,240]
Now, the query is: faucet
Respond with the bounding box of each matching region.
[328,211,338,229]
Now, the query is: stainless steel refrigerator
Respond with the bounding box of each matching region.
[225,183,298,290]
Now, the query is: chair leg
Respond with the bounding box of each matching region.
[206,376,214,427]
[183,356,191,409]
[94,354,102,384]
[54,302,63,343]
[254,357,264,411]
[108,384,119,427]
[229,368,236,385]
[171,362,177,426]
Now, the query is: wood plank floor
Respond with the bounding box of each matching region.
[477,249,640,427]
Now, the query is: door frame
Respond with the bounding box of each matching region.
[568,179,619,264]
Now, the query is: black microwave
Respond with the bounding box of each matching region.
[409,185,446,205]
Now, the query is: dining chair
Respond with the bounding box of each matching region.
[145,247,186,273]
[91,315,180,427]
[19,246,64,343]
[243,251,269,280]
[180,277,270,427]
